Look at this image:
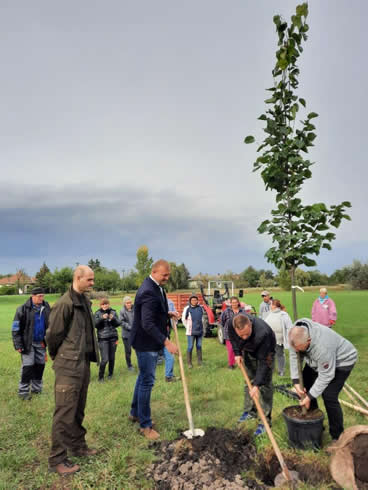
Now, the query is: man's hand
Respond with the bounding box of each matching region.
[249,385,260,400]
[235,356,243,367]
[109,313,114,320]
[299,394,311,410]
[164,339,178,355]
[168,311,180,320]
[328,320,335,326]
[102,313,108,319]
[294,383,306,398]
[17,348,23,353]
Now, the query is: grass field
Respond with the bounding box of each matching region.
[0,290,367,489]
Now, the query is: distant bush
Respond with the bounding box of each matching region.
[0,286,17,296]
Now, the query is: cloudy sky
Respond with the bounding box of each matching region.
[1,0,367,276]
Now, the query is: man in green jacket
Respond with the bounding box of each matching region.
[46,265,100,476]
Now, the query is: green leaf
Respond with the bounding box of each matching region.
[299,98,306,107]
[273,15,281,26]
[307,112,318,119]
[258,114,267,121]
[296,3,308,17]
[244,136,255,144]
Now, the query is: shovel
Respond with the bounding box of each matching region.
[238,361,299,487]
[171,319,205,439]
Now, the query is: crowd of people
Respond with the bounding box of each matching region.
[11,265,357,476]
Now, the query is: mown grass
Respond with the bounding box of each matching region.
[0,290,367,489]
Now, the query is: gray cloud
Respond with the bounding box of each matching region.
[1,1,367,275]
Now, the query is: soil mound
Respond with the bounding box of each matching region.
[146,427,334,489]
[146,427,261,489]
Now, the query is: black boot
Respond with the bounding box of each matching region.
[187,351,193,369]
[197,348,202,366]
[108,360,115,379]
[98,364,106,382]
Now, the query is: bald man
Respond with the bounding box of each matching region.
[46,266,100,475]
[129,259,179,440]
[289,319,357,441]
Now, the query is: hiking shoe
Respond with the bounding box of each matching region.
[70,447,98,457]
[254,424,266,436]
[228,365,235,370]
[165,376,178,382]
[238,411,255,423]
[140,427,160,440]
[98,378,104,383]
[49,459,80,476]
[128,366,135,372]
[107,375,113,380]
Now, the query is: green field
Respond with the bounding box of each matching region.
[0,290,367,489]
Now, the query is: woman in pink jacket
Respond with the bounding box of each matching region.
[311,287,337,327]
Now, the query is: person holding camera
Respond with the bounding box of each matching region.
[95,298,121,381]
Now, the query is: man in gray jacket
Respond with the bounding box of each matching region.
[289,318,357,440]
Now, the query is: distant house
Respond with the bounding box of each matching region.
[0,274,36,294]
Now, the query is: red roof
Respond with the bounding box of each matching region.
[0,274,36,286]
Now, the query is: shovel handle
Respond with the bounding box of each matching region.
[171,319,195,435]
[238,362,292,482]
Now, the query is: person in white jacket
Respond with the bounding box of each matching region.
[181,295,204,368]
[264,299,292,376]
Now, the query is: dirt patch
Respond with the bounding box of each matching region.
[146,427,333,489]
[284,406,324,421]
[352,434,368,487]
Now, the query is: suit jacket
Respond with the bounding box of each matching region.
[130,276,169,351]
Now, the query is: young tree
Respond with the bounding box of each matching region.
[135,245,153,285]
[167,262,190,291]
[35,262,52,291]
[245,3,351,320]
[52,267,73,293]
[88,258,102,271]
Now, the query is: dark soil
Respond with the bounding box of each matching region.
[352,434,368,485]
[146,427,334,489]
[284,405,324,420]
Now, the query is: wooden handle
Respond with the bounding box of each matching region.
[171,320,195,434]
[339,398,368,416]
[238,362,292,482]
[345,383,368,409]
[343,386,365,409]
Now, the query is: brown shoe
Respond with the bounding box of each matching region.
[139,427,160,440]
[49,459,80,476]
[70,447,98,457]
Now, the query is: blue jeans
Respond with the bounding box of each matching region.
[187,335,202,352]
[130,351,158,428]
[163,347,174,378]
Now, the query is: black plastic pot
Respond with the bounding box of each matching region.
[283,405,324,450]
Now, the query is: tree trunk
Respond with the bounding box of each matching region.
[290,266,306,413]
[290,266,298,322]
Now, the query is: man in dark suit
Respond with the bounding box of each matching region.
[129,259,179,440]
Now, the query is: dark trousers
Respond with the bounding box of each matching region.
[49,361,90,466]
[18,341,46,395]
[303,363,354,439]
[98,339,117,379]
[243,351,274,423]
[123,337,132,368]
